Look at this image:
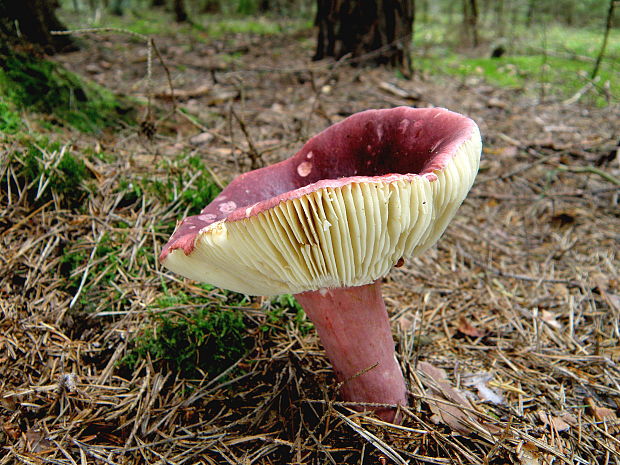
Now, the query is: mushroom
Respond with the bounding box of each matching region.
[160,106,482,422]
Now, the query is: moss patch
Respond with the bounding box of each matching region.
[123,290,249,379]
[0,51,134,132]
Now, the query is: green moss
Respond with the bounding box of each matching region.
[123,292,249,379]
[0,101,22,134]
[0,51,133,132]
[93,7,311,42]
[206,17,287,37]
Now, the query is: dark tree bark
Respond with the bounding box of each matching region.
[591,0,616,80]
[469,0,479,45]
[201,0,220,13]
[173,0,188,22]
[462,0,479,47]
[525,0,535,27]
[0,0,76,53]
[313,0,414,77]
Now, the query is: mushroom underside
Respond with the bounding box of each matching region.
[160,107,481,295]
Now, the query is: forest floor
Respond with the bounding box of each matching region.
[1,14,620,465]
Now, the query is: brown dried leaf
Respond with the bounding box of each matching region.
[397,315,413,331]
[378,81,421,101]
[418,362,501,435]
[539,411,571,432]
[541,310,562,330]
[519,442,542,465]
[592,274,620,313]
[586,397,618,421]
[499,145,519,156]
[457,316,486,338]
[189,132,214,147]
[463,373,504,405]
[487,97,508,109]
[25,429,54,453]
[2,421,21,441]
[155,84,211,100]
[0,394,17,411]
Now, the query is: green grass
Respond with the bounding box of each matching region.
[204,16,310,38]
[77,8,311,43]
[52,151,223,314]
[116,154,222,218]
[262,294,313,336]
[2,136,93,208]
[420,54,617,92]
[414,22,619,105]
[529,24,620,58]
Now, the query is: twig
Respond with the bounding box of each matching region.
[556,164,620,186]
[591,0,616,80]
[0,200,53,238]
[230,106,264,170]
[563,79,597,105]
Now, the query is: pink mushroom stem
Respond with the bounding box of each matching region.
[295,281,407,422]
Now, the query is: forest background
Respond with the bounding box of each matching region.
[0,0,619,464]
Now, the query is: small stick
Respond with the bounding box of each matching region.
[556,164,620,186]
[230,106,264,170]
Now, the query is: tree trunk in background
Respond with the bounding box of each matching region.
[462,0,479,47]
[313,0,414,77]
[173,0,188,22]
[525,0,535,27]
[591,0,615,80]
[201,0,220,13]
[469,0,479,45]
[0,0,76,53]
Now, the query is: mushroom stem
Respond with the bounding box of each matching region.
[295,281,407,422]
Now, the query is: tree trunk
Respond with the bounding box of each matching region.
[462,0,479,47]
[173,0,188,22]
[0,0,76,53]
[525,0,535,27]
[201,0,220,13]
[469,0,479,46]
[591,0,615,80]
[313,0,413,77]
